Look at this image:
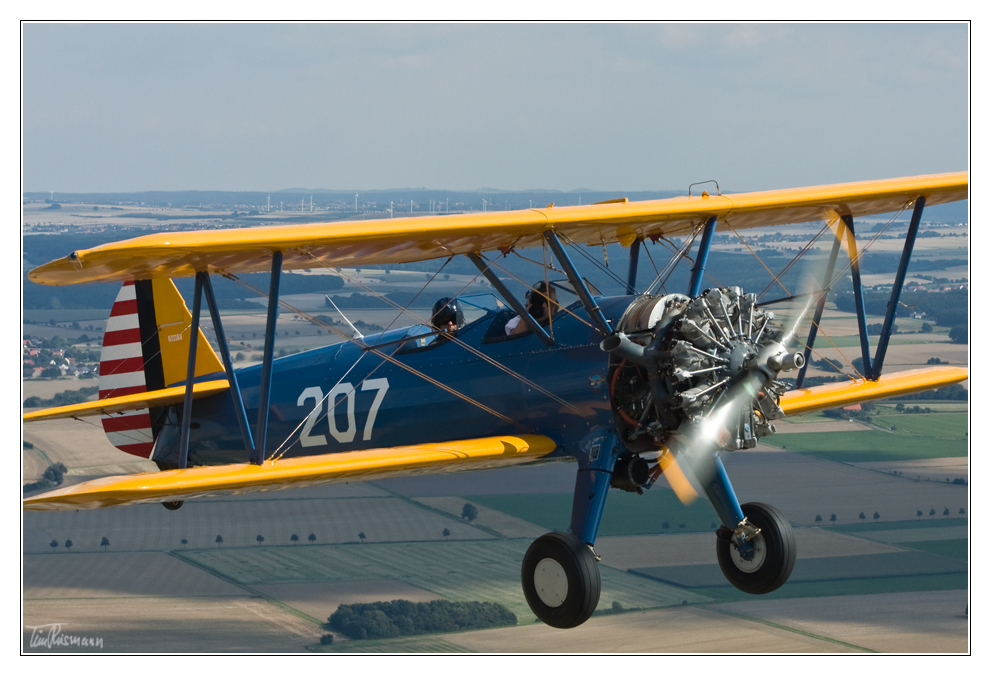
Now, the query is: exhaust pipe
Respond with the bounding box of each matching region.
[600,333,649,367]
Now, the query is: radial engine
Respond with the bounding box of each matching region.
[601,287,805,493]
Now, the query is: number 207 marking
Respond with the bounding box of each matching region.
[297,378,390,447]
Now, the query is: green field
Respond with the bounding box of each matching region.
[762,412,968,462]
[309,636,475,653]
[875,402,968,413]
[871,413,968,437]
[24,310,110,324]
[697,573,969,603]
[828,518,967,534]
[763,433,966,462]
[465,489,720,537]
[899,539,968,561]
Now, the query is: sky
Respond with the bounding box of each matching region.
[22,22,969,194]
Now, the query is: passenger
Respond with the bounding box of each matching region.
[506,282,558,335]
[431,297,464,336]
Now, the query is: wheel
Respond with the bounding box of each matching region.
[716,502,796,594]
[162,500,184,511]
[521,532,600,628]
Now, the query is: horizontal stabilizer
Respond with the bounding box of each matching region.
[22,435,558,510]
[23,380,230,422]
[779,366,968,417]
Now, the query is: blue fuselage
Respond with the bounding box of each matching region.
[157,297,633,468]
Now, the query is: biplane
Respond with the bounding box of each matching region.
[23,171,968,629]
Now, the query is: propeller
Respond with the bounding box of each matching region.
[603,282,820,511]
[664,289,815,503]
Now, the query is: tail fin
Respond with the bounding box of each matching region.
[99,279,224,457]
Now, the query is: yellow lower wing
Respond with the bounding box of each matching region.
[22,435,557,510]
[23,380,230,422]
[780,366,968,416]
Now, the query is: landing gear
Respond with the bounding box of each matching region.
[716,502,796,594]
[162,500,184,511]
[522,532,601,628]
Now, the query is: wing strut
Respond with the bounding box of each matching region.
[178,273,204,469]
[543,231,612,336]
[796,195,928,385]
[255,251,283,464]
[844,215,874,379]
[466,252,554,345]
[872,196,926,376]
[688,216,718,296]
[202,273,255,456]
[626,237,641,295]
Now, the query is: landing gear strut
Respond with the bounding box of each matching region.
[522,532,601,628]
[716,502,796,594]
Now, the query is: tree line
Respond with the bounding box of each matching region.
[328,599,517,640]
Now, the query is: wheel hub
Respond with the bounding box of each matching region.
[730,533,766,572]
[533,558,569,607]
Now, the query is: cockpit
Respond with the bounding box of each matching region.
[355,279,601,355]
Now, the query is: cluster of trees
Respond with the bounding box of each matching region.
[24,462,68,494]
[895,404,933,414]
[866,322,899,335]
[821,401,876,423]
[209,533,319,547]
[917,508,966,519]
[813,507,967,525]
[814,512,881,524]
[48,536,110,551]
[948,325,968,344]
[328,600,517,639]
[24,386,99,409]
[892,383,967,401]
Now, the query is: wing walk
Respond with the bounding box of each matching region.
[22,435,558,510]
[28,172,967,286]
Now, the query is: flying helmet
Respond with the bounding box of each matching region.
[525,281,556,314]
[431,297,464,330]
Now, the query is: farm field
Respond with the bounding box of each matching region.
[176,539,710,624]
[21,298,968,653]
[465,489,721,536]
[23,445,969,653]
[760,411,967,463]
[899,539,968,560]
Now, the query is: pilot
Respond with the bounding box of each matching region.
[431,297,464,335]
[506,281,558,335]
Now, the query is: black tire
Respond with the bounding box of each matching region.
[521,532,601,628]
[162,500,184,511]
[716,502,796,594]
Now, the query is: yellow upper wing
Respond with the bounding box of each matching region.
[29,172,966,286]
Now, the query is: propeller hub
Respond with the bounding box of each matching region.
[607,286,797,454]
